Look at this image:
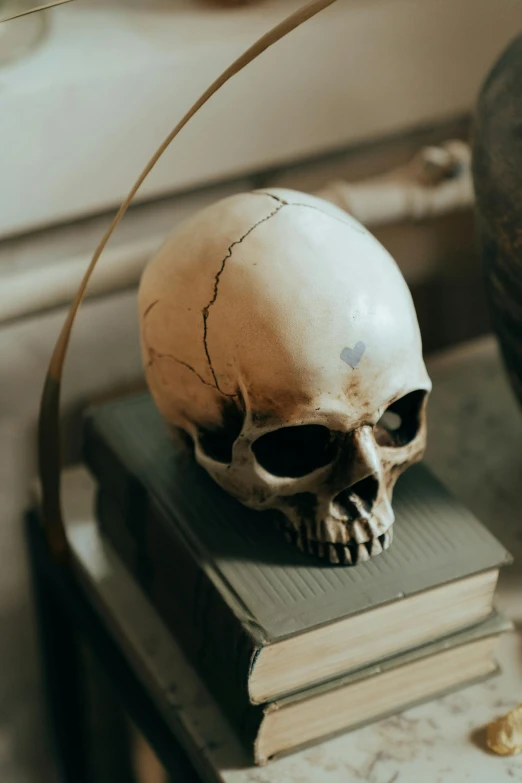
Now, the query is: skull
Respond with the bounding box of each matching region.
[139,189,431,564]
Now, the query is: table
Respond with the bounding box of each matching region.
[28,336,522,783]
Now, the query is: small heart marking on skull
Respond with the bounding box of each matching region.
[341,341,366,369]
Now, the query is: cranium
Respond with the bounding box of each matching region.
[139,189,431,564]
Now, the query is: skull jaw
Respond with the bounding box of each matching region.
[280,518,394,565]
[277,496,395,565]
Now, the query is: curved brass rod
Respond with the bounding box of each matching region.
[0,1,76,23]
[37,0,337,562]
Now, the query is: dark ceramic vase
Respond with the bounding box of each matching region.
[473,35,522,405]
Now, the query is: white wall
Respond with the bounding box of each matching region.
[1,0,521,237]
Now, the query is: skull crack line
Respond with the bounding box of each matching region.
[202,192,361,394]
[201,200,285,393]
[142,302,226,393]
[147,192,362,399]
[146,347,219,391]
[254,191,366,232]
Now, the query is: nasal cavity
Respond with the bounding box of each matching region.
[333,475,379,515]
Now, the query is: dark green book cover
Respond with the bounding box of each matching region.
[83,393,510,714]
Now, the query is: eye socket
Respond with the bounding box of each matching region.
[198,427,237,463]
[378,410,401,432]
[374,390,426,448]
[197,398,244,463]
[252,425,337,478]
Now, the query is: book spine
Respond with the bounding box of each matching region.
[97,490,266,734]
[83,421,263,735]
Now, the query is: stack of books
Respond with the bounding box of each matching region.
[83,393,512,765]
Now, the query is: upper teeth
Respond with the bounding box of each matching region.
[281,519,393,564]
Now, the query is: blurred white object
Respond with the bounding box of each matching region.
[0,0,520,238]
[0,140,473,325]
[0,237,159,323]
[0,8,46,63]
[318,141,473,226]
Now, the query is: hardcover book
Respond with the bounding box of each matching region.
[83,393,511,716]
[236,612,509,763]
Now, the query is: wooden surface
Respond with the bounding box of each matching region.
[65,335,522,782]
